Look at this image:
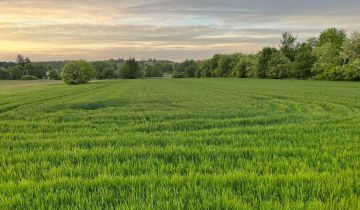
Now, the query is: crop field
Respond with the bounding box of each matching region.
[0,78,360,209]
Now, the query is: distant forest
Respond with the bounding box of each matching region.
[0,58,175,80]
[1,27,359,81]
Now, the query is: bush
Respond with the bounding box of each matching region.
[76,60,96,82]
[324,66,345,81]
[61,63,84,84]
[343,59,360,81]
[21,75,39,80]
[61,61,95,84]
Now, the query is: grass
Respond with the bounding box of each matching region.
[0,78,360,209]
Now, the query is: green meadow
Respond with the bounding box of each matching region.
[0,78,360,209]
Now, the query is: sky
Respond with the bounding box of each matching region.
[0,0,359,61]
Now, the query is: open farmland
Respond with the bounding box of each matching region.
[0,78,360,209]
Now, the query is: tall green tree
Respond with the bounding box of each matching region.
[16,54,31,67]
[342,31,360,62]
[280,32,297,61]
[318,28,346,49]
[292,42,316,79]
[313,43,344,80]
[312,28,346,79]
[256,47,278,78]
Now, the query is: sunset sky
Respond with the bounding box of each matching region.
[0,0,359,61]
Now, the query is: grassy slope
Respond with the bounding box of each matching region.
[0,78,360,209]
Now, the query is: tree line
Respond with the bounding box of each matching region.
[0,55,56,80]
[61,58,175,84]
[0,56,175,83]
[175,28,360,81]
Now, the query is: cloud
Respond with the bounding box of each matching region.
[0,0,359,61]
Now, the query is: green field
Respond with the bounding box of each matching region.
[0,78,360,209]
